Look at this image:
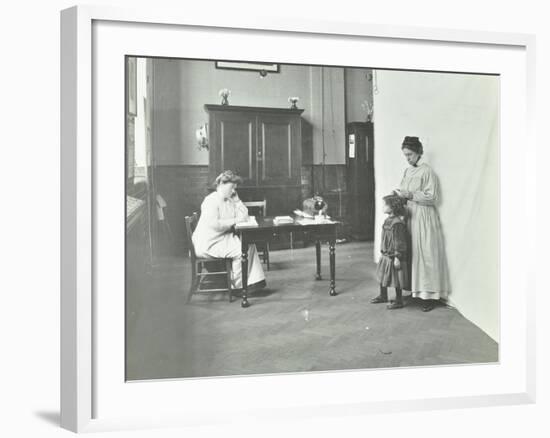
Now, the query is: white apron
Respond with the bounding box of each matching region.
[400,163,451,300]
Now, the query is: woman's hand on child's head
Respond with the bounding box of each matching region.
[393,258,401,270]
[395,189,412,199]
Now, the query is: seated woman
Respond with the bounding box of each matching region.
[192,170,266,291]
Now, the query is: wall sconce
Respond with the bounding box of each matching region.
[196,124,209,150]
[360,100,374,122]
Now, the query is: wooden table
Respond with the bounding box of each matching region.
[235,217,339,308]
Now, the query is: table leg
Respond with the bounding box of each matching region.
[241,241,250,308]
[329,239,337,296]
[315,240,322,280]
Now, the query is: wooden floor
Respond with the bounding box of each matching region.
[125,241,498,380]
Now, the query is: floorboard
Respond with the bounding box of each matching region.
[126,242,498,380]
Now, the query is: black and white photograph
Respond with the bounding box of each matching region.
[4,0,546,435]
[125,56,499,380]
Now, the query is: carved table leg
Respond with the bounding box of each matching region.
[329,239,337,296]
[315,240,322,280]
[241,241,250,308]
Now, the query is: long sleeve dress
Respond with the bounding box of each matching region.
[376,216,410,289]
[192,191,265,289]
[399,163,451,300]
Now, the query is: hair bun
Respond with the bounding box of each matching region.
[214,170,243,187]
[401,136,423,155]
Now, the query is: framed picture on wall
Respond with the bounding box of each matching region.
[60,5,536,434]
[215,60,280,73]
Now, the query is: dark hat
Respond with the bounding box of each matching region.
[401,136,423,154]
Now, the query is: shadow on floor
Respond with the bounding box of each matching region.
[34,411,59,427]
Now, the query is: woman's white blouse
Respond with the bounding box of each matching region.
[192,191,248,254]
[400,163,439,206]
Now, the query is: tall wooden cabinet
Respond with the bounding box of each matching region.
[346,121,375,240]
[205,105,310,215]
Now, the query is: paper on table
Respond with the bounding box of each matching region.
[293,209,314,219]
[235,215,258,228]
[296,218,335,225]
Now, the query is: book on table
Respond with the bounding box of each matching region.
[235,216,258,228]
[273,215,294,225]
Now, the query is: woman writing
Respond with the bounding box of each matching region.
[394,136,451,312]
[192,170,266,292]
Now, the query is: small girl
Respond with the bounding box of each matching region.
[370,194,410,309]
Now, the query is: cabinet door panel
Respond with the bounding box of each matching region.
[212,112,256,186]
[258,115,300,186]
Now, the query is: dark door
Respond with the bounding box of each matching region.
[346,122,375,240]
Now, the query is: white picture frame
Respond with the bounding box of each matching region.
[60,5,536,433]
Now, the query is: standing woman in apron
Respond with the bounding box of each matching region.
[394,136,451,312]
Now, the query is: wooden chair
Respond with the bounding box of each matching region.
[184,212,234,302]
[243,199,270,270]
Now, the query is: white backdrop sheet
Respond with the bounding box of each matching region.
[373,70,500,340]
